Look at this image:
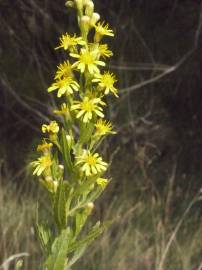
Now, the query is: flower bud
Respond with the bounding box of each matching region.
[82,0,91,5]
[90,12,100,26]
[44,176,58,193]
[96,178,108,189]
[49,133,58,144]
[59,164,64,171]
[66,134,73,148]
[75,0,83,10]
[53,181,59,192]
[65,1,75,8]
[45,176,53,182]
[80,15,90,34]
[85,202,94,215]
[16,260,23,270]
[85,1,94,17]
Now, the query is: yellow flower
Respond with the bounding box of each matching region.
[48,77,79,97]
[97,44,113,58]
[54,61,73,80]
[71,96,106,123]
[55,33,85,50]
[89,43,113,59]
[37,142,53,152]
[42,121,59,134]
[70,48,105,74]
[95,119,116,136]
[93,71,118,97]
[31,155,52,176]
[53,103,70,117]
[76,150,108,176]
[94,21,114,42]
[96,178,108,188]
[95,22,114,36]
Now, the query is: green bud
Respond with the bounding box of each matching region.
[90,12,100,26]
[65,1,75,8]
[53,181,59,192]
[66,134,73,148]
[82,0,91,5]
[44,176,58,193]
[59,164,64,171]
[15,260,23,270]
[80,15,90,35]
[85,202,94,215]
[85,1,94,17]
[45,176,53,181]
[40,176,55,193]
[75,0,83,10]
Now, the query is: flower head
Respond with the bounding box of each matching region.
[53,103,70,118]
[97,44,113,58]
[88,43,113,59]
[93,71,118,97]
[31,155,52,176]
[42,121,59,134]
[76,150,108,176]
[71,96,106,123]
[95,119,116,136]
[48,77,79,97]
[55,33,85,51]
[70,48,105,74]
[94,21,114,42]
[54,61,73,80]
[37,141,53,152]
[96,178,108,189]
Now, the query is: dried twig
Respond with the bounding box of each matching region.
[119,2,202,95]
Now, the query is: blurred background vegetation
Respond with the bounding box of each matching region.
[1,0,202,269]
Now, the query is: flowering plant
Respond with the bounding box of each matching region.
[31,0,118,269]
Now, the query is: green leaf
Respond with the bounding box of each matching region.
[36,223,52,253]
[53,180,68,230]
[45,228,72,270]
[79,122,94,144]
[60,128,73,173]
[68,245,87,268]
[87,186,103,202]
[75,210,88,237]
[51,152,60,180]
[66,221,110,255]
[73,177,95,196]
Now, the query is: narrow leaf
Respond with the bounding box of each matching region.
[45,228,72,270]
[53,180,67,230]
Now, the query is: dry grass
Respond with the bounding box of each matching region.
[1,167,202,270]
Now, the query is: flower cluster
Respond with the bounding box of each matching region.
[30,0,118,268]
[32,0,118,181]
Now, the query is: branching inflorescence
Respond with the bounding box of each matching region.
[31,0,118,269]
